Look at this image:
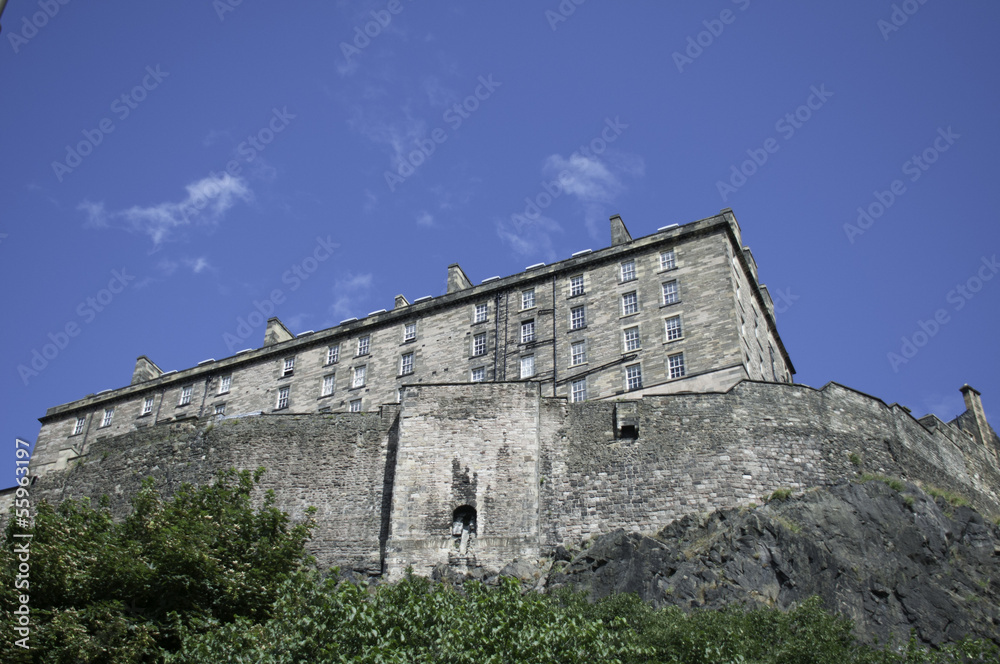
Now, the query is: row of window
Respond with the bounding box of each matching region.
[469,249,677,324]
[563,351,686,404]
[275,384,363,412]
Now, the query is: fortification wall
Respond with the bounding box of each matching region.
[25,410,397,574]
[384,383,542,578]
[13,381,999,577]
[537,381,1000,548]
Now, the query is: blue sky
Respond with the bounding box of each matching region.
[2,1,999,489]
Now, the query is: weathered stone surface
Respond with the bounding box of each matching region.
[546,480,1000,647]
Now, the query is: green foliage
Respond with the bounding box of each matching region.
[859,474,905,492]
[766,488,793,502]
[0,468,314,663]
[171,572,642,663]
[849,453,862,466]
[170,580,1000,664]
[925,486,971,509]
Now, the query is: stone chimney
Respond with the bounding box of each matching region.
[447,264,472,294]
[264,317,294,347]
[131,356,163,384]
[610,214,632,246]
[960,384,990,447]
[394,294,410,309]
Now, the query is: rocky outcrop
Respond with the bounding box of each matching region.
[544,479,1000,647]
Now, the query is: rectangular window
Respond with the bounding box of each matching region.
[521,289,535,310]
[400,353,414,375]
[571,378,587,403]
[352,366,366,388]
[282,357,295,377]
[624,326,641,351]
[403,322,416,342]
[520,355,535,379]
[474,303,488,323]
[179,385,193,406]
[571,340,586,366]
[662,280,679,305]
[276,386,289,409]
[570,275,584,296]
[668,353,686,379]
[471,367,485,383]
[622,292,638,316]
[142,396,154,415]
[349,399,362,413]
[659,249,676,271]
[218,375,232,394]
[101,408,114,428]
[357,336,370,356]
[625,364,643,391]
[620,259,636,282]
[521,319,535,344]
[570,305,586,330]
[214,403,226,416]
[473,332,487,356]
[322,374,335,396]
[73,416,86,435]
[665,315,682,341]
[327,345,340,365]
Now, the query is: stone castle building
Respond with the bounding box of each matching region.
[19,210,1000,578]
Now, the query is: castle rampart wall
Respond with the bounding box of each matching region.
[13,381,998,577]
[537,382,1000,548]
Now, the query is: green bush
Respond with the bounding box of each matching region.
[0,468,314,663]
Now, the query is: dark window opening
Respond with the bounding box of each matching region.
[451,505,477,555]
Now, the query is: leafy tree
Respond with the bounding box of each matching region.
[0,468,315,663]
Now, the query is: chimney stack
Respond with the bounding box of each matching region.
[960,384,990,447]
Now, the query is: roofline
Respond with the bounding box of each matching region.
[40,211,794,421]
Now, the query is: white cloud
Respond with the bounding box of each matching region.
[184,257,211,274]
[416,211,434,227]
[347,103,428,172]
[497,149,644,258]
[329,272,374,321]
[79,173,252,246]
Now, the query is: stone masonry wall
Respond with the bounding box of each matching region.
[14,380,998,578]
[26,409,397,573]
[383,383,542,578]
[538,381,1000,548]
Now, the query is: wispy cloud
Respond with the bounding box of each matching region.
[80,173,252,246]
[347,103,428,171]
[496,149,645,259]
[329,272,374,321]
[543,151,645,236]
[416,211,434,227]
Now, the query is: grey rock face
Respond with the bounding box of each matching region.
[546,480,1000,647]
